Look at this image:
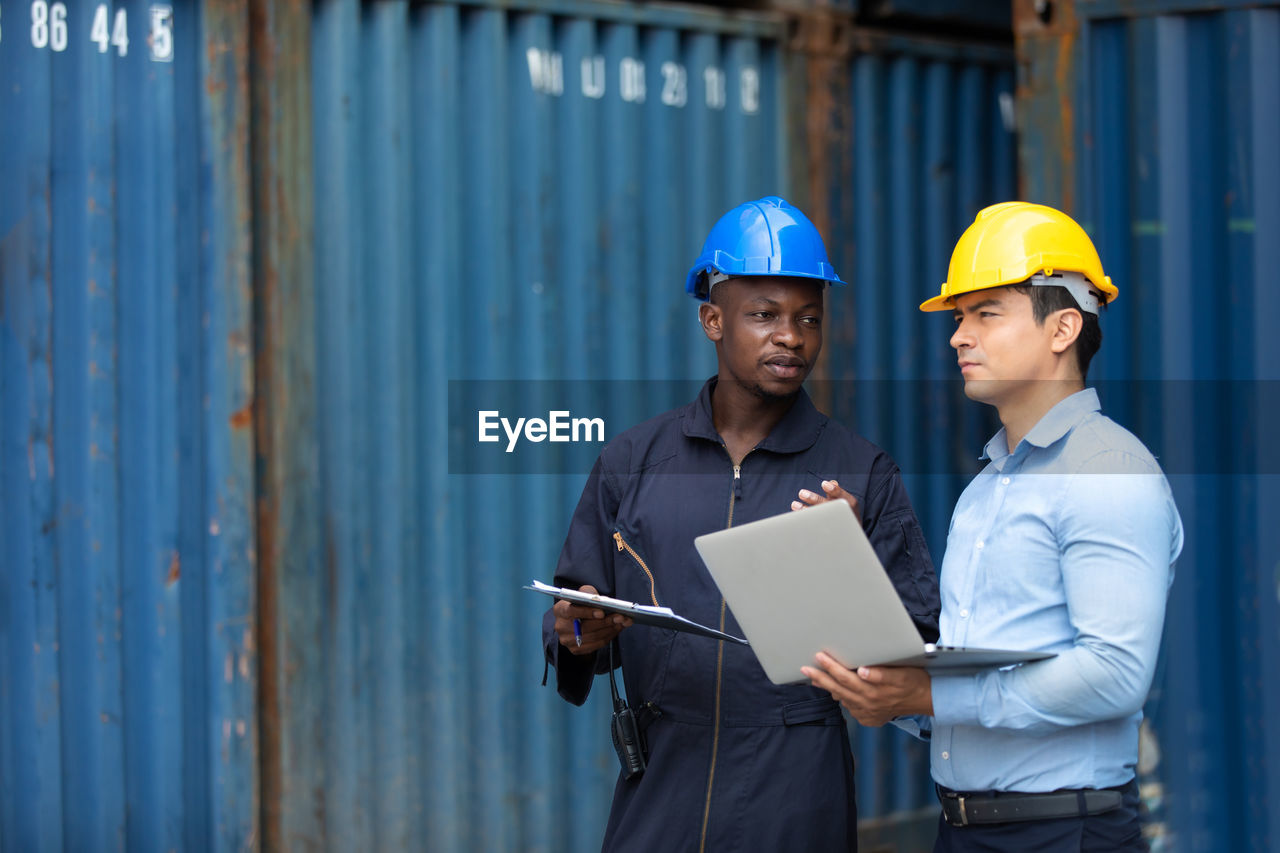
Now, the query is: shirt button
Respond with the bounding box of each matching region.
[960,609,969,619]
[941,751,950,760]
[975,540,984,550]
[1002,477,1010,485]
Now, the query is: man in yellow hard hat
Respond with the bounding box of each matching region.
[800,202,1184,851]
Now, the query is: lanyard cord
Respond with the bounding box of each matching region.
[608,639,626,713]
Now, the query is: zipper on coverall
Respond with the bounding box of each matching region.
[613,532,659,607]
[699,452,746,852]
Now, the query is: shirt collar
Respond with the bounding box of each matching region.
[683,376,825,453]
[980,388,1101,462]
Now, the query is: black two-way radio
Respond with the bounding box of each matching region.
[608,640,648,780]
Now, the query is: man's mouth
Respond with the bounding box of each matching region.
[764,356,806,379]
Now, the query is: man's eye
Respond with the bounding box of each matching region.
[800,316,820,326]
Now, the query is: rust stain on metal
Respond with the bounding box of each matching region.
[1013,0,1080,211]
[1054,28,1077,212]
[166,552,181,586]
[230,404,253,429]
[248,0,318,844]
[205,34,234,95]
[257,495,283,849]
[789,7,854,392]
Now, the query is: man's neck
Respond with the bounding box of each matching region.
[711,380,797,463]
[997,379,1084,452]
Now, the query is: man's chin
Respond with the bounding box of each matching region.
[961,379,1001,405]
[750,380,803,401]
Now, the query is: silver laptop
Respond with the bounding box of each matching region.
[694,499,1054,685]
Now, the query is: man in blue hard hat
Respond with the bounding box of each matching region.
[541,197,940,850]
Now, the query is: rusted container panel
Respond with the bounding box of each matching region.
[296,0,786,848]
[0,1,258,850]
[1016,1,1280,850]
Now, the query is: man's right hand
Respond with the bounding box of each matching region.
[554,585,633,655]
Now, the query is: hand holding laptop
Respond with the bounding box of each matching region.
[803,651,935,726]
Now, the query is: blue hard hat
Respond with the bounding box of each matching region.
[684,196,844,301]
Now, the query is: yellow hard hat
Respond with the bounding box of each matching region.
[920,202,1118,312]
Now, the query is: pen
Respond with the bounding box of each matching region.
[573,619,583,647]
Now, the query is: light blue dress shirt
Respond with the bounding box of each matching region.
[927,388,1183,792]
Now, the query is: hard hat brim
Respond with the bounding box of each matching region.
[919,292,953,312]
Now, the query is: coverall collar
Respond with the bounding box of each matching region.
[683,376,825,454]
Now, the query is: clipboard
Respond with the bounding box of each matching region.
[525,580,748,645]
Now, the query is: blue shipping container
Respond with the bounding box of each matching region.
[1016,1,1280,851]
[0,1,258,849]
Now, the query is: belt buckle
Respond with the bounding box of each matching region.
[941,792,969,827]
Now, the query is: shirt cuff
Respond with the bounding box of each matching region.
[929,673,982,727]
[890,714,932,741]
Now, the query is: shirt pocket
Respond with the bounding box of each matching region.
[877,509,938,616]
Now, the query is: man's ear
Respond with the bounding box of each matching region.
[1048,308,1083,355]
[700,302,723,342]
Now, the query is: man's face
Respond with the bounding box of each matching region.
[703,276,824,399]
[950,288,1061,407]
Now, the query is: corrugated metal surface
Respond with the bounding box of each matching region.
[0,1,258,850]
[292,0,786,849]
[1016,1,1280,850]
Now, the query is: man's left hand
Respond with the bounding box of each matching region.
[791,479,861,524]
[802,653,933,726]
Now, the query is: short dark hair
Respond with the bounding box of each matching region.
[1007,283,1103,380]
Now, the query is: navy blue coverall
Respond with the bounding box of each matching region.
[543,379,940,852]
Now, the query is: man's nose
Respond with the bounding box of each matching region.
[950,321,971,351]
[773,320,804,347]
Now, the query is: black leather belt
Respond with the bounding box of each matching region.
[936,785,1124,827]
